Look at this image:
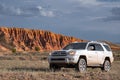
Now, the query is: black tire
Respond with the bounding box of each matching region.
[49,64,61,71]
[101,60,111,72]
[49,63,54,70]
[76,58,87,72]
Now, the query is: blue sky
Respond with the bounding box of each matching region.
[0,0,120,42]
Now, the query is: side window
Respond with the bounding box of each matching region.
[87,43,104,51]
[87,43,95,51]
[95,44,104,51]
[103,45,111,51]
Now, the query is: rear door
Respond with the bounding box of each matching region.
[94,44,104,64]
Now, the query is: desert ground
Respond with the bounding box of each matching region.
[0,51,119,80]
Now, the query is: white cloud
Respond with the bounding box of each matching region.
[78,0,99,5]
[40,10,55,17]
[37,6,55,17]
[15,8,22,15]
[37,6,43,10]
[0,3,55,17]
[9,7,23,16]
[69,0,102,6]
[69,0,120,8]
[87,16,105,21]
[0,3,22,16]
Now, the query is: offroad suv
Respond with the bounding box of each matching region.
[48,41,114,72]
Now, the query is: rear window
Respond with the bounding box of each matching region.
[103,45,111,51]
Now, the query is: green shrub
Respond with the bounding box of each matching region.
[35,46,40,51]
[12,48,16,53]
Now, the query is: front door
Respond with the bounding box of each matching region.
[87,43,104,65]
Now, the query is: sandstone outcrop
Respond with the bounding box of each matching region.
[0,27,84,51]
[0,27,120,52]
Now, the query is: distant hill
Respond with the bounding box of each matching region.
[0,27,84,52]
[101,41,120,51]
[0,27,120,52]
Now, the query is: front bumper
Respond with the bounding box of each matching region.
[48,55,78,64]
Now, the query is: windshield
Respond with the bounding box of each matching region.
[63,43,87,50]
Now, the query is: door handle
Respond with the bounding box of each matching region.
[89,56,92,58]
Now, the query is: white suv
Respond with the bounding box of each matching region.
[48,41,114,72]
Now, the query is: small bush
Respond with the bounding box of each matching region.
[12,48,16,53]
[35,47,40,51]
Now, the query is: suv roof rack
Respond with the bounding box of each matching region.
[89,41,107,45]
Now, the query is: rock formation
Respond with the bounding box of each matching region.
[0,27,120,52]
[0,27,84,51]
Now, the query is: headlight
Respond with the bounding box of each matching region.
[69,50,76,55]
[49,52,52,55]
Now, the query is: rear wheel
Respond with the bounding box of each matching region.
[101,60,111,72]
[76,58,87,72]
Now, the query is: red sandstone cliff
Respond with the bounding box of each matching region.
[0,27,84,51]
[0,27,120,52]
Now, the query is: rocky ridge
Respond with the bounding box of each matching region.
[0,27,120,52]
[0,27,84,51]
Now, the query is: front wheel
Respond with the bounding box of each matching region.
[101,60,111,72]
[76,58,87,72]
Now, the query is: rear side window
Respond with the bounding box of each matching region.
[95,44,104,51]
[103,45,111,51]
